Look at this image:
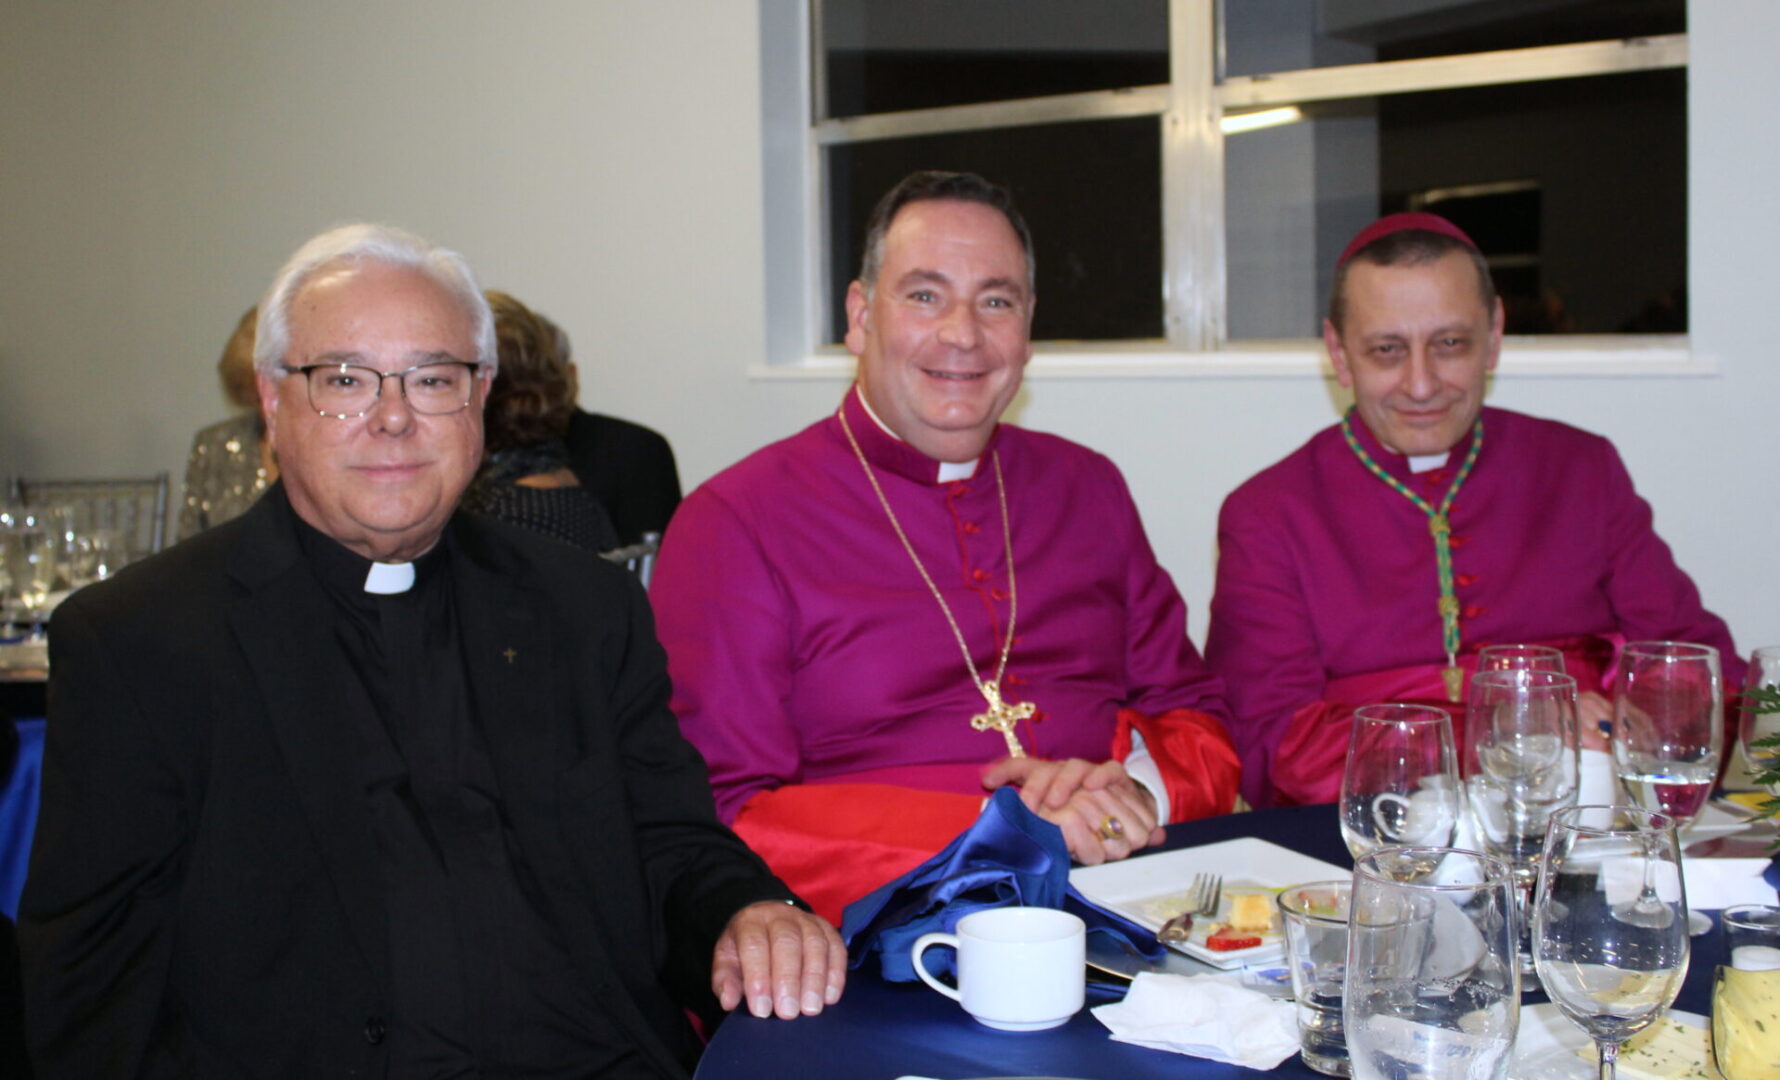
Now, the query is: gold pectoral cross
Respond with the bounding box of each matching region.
[971,684,1032,758]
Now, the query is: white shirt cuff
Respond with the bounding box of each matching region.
[1122,728,1171,824]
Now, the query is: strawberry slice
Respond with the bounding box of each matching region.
[1205,926,1263,952]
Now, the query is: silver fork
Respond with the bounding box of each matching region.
[1157,872,1223,943]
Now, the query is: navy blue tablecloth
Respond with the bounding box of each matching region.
[694,804,1721,1080]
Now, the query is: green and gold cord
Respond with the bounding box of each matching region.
[1339,406,1484,700]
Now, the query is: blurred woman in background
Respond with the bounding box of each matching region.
[461,291,619,553]
[177,307,276,540]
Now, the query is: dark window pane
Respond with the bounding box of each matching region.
[825,117,1163,343]
[1223,0,1683,80]
[1226,69,1685,337]
[821,0,1167,117]
[1382,70,1686,334]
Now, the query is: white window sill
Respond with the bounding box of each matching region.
[749,335,1701,381]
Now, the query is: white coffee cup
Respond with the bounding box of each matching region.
[910,906,1086,1032]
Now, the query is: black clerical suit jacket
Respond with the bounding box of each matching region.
[19,487,793,1078]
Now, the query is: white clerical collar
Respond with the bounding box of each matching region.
[855,388,981,481]
[1407,452,1450,474]
[364,561,416,594]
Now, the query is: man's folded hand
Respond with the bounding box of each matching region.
[980,756,1164,864]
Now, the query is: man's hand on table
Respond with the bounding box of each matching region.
[980,756,1164,865]
[713,900,847,1019]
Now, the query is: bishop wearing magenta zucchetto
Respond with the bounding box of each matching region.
[1206,212,1741,810]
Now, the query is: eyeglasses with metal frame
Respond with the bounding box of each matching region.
[278,360,485,419]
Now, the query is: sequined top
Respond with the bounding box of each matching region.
[460,441,620,554]
[178,413,271,541]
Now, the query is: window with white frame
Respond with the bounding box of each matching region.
[789,0,1687,360]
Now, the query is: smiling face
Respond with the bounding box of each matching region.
[1325,250,1504,457]
[257,260,490,561]
[844,198,1034,463]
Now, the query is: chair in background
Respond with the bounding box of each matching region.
[8,472,172,559]
[600,531,661,589]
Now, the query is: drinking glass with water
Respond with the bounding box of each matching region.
[1279,881,1353,1077]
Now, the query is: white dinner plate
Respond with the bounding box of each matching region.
[1508,1004,1708,1080]
[1069,837,1348,970]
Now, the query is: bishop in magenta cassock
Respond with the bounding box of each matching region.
[1206,213,1741,809]
[652,172,1239,922]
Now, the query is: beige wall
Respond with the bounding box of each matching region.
[2,0,1775,649]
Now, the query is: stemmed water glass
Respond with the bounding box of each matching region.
[1340,704,1462,861]
[1612,642,1723,826]
[1464,669,1580,987]
[1345,847,1520,1080]
[1739,646,1780,796]
[1533,805,1688,1080]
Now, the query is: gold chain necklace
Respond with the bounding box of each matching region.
[837,404,1031,757]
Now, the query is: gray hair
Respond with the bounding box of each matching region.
[253,223,498,378]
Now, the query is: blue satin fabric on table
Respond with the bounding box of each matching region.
[841,787,1165,982]
[0,718,44,920]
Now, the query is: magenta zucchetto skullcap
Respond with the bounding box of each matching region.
[1337,212,1481,269]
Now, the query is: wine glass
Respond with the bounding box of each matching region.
[1612,642,1722,826]
[86,527,126,582]
[1345,847,1520,1080]
[0,515,59,640]
[1340,704,1462,861]
[1533,805,1688,1080]
[39,503,95,589]
[1739,646,1780,796]
[1476,643,1566,676]
[1464,669,1580,986]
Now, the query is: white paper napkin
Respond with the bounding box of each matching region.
[1091,971,1300,1070]
[1680,856,1778,908]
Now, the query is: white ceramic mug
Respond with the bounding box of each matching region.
[910,906,1085,1032]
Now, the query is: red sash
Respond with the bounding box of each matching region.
[731,706,1240,924]
[732,783,984,925]
[1270,636,1619,807]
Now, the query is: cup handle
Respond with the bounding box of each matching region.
[1372,792,1411,839]
[910,932,963,1002]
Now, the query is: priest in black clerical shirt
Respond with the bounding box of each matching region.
[18,224,845,1080]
